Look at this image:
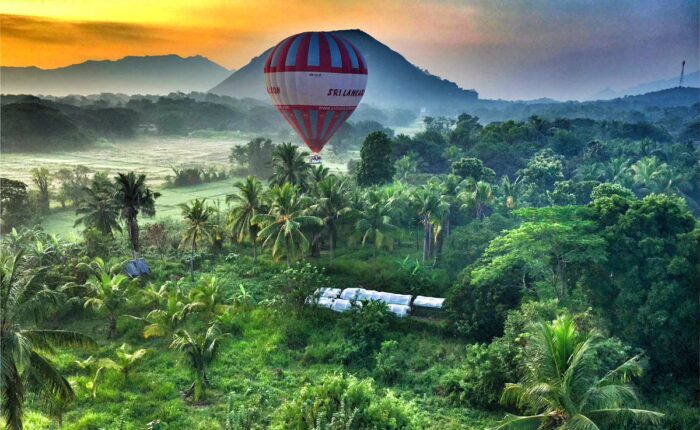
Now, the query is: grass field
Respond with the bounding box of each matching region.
[2,134,350,238]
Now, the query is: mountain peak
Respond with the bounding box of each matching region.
[210,29,478,112]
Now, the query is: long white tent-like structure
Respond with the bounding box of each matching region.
[307,287,445,318]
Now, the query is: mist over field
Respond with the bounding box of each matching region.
[1,5,699,430]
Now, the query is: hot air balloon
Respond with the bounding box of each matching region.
[264,31,368,164]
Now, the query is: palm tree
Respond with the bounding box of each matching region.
[629,156,668,195]
[78,257,134,338]
[226,176,266,261]
[253,183,322,266]
[309,175,351,261]
[75,173,121,237]
[186,276,230,320]
[114,172,160,257]
[460,180,493,219]
[269,142,310,188]
[411,185,448,262]
[180,199,213,278]
[355,190,398,265]
[500,175,522,210]
[496,315,663,430]
[1,250,95,429]
[309,164,330,187]
[170,324,226,402]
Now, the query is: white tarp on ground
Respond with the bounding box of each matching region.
[387,304,411,317]
[316,287,341,299]
[340,288,364,300]
[331,299,354,313]
[413,296,445,309]
[317,296,335,309]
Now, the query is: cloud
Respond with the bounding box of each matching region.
[1,14,167,44]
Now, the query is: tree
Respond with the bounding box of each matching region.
[114,172,160,256]
[74,173,121,237]
[500,175,522,210]
[0,178,32,233]
[355,190,398,265]
[394,153,419,181]
[1,250,94,429]
[355,131,395,187]
[78,257,135,338]
[254,183,322,266]
[30,167,51,214]
[451,157,495,182]
[497,315,663,430]
[411,185,448,262]
[229,137,277,178]
[589,193,698,378]
[226,176,266,261]
[170,324,226,402]
[517,150,564,207]
[269,142,310,189]
[186,276,230,321]
[629,156,669,195]
[180,199,213,278]
[140,286,189,339]
[460,181,494,220]
[471,207,606,300]
[309,175,351,261]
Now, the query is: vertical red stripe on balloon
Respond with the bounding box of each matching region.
[318,32,331,71]
[301,109,312,143]
[296,33,311,71]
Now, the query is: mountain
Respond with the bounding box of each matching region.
[1,55,232,96]
[210,29,478,112]
[590,70,700,100]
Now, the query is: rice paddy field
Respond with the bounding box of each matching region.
[0,133,350,238]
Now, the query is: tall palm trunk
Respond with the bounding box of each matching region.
[329,223,336,263]
[126,212,139,258]
[108,312,117,339]
[422,220,431,263]
[190,231,198,280]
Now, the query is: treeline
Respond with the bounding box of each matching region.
[386,114,699,211]
[0,92,412,153]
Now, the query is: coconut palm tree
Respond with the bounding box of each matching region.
[629,156,668,195]
[114,172,160,256]
[186,276,230,321]
[269,142,310,188]
[253,183,322,266]
[77,257,134,338]
[309,164,330,187]
[500,175,522,210]
[496,315,663,430]
[309,175,351,261]
[460,180,493,219]
[355,190,398,266]
[180,198,213,278]
[411,185,449,262]
[170,324,226,402]
[75,173,121,237]
[1,250,95,429]
[226,176,266,261]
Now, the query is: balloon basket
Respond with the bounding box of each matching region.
[309,154,322,165]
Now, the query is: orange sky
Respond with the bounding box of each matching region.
[0,0,490,70]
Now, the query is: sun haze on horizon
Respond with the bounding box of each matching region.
[1,0,697,100]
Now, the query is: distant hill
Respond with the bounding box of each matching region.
[1,55,232,96]
[590,71,700,100]
[210,29,478,112]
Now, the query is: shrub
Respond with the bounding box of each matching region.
[345,300,392,359]
[374,340,404,384]
[272,373,417,430]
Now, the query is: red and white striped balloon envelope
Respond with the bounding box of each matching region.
[264,31,368,155]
